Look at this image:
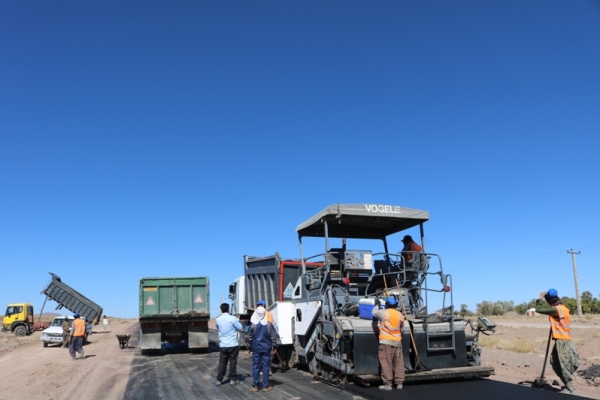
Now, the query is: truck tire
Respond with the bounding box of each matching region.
[14,325,27,337]
[43,342,48,348]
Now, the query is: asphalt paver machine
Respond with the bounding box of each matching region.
[288,204,495,386]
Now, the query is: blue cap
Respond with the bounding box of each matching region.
[257,300,266,306]
[73,313,80,318]
[386,296,397,306]
[547,288,558,297]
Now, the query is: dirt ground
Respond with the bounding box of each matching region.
[0,314,599,399]
[0,317,138,400]
[480,313,600,399]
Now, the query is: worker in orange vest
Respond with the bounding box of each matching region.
[535,288,580,394]
[69,313,86,361]
[401,235,422,263]
[372,296,405,391]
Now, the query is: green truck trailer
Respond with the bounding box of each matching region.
[139,276,210,354]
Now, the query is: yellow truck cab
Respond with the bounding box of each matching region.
[2,303,34,336]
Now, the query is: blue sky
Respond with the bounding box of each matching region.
[1,1,599,319]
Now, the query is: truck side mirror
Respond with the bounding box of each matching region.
[302,275,311,289]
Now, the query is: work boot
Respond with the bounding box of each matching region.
[230,380,238,386]
[250,386,259,392]
[79,350,85,359]
[379,385,392,391]
[395,383,403,389]
[216,380,222,386]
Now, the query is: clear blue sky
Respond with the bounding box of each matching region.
[1,1,599,319]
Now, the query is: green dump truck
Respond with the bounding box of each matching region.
[139,276,210,354]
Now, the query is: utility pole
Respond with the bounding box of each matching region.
[567,249,582,318]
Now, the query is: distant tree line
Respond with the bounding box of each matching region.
[456,291,600,317]
[513,291,600,315]
[457,300,515,317]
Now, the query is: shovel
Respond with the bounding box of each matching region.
[532,327,552,388]
[395,279,426,372]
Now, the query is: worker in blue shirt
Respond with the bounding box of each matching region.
[215,303,243,386]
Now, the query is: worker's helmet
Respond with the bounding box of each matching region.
[547,288,558,297]
[257,300,266,306]
[73,313,80,318]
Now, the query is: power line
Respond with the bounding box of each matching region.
[568,249,582,318]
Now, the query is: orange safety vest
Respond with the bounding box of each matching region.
[378,309,403,342]
[72,318,86,337]
[549,304,571,340]
[404,242,422,262]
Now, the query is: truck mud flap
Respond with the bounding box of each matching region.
[140,332,161,351]
[188,332,209,352]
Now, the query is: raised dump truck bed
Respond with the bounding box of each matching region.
[41,273,104,325]
[244,253,322,309]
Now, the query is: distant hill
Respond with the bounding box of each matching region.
[2,312,61,319]
[42,312,61,317]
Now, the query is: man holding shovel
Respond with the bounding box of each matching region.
[535,288,580,394]
[372,296,405,391]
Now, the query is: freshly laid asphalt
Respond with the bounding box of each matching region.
[122,328,588,400]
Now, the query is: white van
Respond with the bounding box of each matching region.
[40,316,93,347]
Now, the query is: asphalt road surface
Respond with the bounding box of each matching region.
[121,329,589,400]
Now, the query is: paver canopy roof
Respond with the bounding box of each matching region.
[296,204,429,239]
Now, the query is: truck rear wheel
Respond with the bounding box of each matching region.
[14,326,27,337]
[43,342,48,348]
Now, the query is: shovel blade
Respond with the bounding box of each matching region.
[532,378,547,388]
